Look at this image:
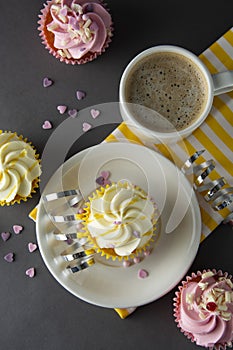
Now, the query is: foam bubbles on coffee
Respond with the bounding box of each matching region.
[125,52,208,132]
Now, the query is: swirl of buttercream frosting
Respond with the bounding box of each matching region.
[46,0,112,59]
[85,181,156,256]
[179,271,233,348]
[0,132,41,203]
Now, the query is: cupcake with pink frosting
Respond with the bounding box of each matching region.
[38,0,113,65]
[173,269,233,350]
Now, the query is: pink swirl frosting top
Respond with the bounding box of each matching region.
[47,0,112,59]
[179,271,233,348]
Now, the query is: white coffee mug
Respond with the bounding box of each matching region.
[119,45,233,144]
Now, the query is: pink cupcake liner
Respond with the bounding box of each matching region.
[38,0,114,65]
[173,269,233,350]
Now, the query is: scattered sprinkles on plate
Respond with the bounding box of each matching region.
[133,256,141,264]
[90,108,100,119]
[82,122,92,132]
[68,109,78,118]
[96,170,111,186]
[123,260,131,268]
[138,269,149,279]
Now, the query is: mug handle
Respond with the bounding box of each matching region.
[212,71,233,95]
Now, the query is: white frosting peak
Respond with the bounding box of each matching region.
[86,182,156,256]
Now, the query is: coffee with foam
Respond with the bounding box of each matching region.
[125,52,209,132]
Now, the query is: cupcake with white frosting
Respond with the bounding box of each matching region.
[38,0,113,65]
[78,181,159,261]
[0,131,41,206]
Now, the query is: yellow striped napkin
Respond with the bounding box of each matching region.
[105,27,233,243]
[106,27,233,317]
[30,26,233,319]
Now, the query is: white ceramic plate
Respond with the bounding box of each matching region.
[36,142,201,308]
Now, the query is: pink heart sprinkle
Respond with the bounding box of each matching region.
[138,268,149,279]
[76,222,84,230]
[26,267,35,278]
[82,122,92,132]
[90,108,100,119]
[28,242,38,253]
[43,77,53,88]
[133,230,140,238]
[1,232,11,242]
[123,260,131,268]
[100,170,110,180]
[13,225,23,234]
[133,256,141,264]
[42,120,53,130]
[57,105,67,114]
[4,252,14,263]
[76,90,86,100]
[113,220,122,225]
[66,238,73,245]
[144,249,151,257]
[68,109,78,118]
[96,176,105,186]
[105,179,111,185]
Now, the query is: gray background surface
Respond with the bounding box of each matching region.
[1,1,233,349]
